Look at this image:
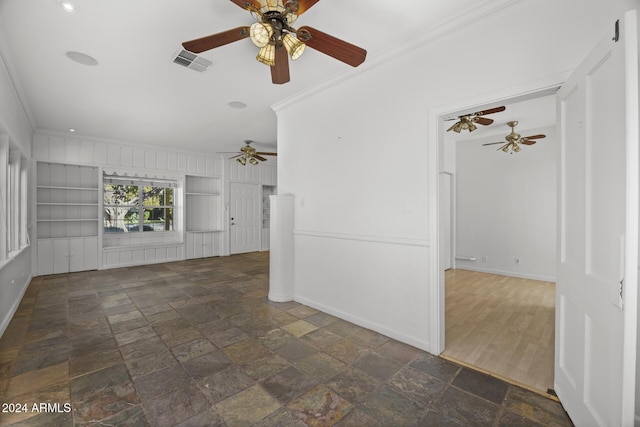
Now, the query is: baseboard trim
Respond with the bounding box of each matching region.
[0,274,31,338]
[454,266,555,282]
[294,295,432,353]
[294,229,429,248]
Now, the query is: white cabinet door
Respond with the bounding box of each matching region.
[186,231,218,259]
[203,232,215,258]
[83,237,98,271]
[555,11,638,426]
[69,237,98,272]
[37,239,54,275]
[38,237,98,275]
[53,239,69,274]
[69,238,84,272]
[193,232,204,258]
[185,232,196,259]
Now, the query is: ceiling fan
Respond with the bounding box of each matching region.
[226,140,277,165]
[482,121,546,154]
[182,0,367,84]
[446,106,506,133]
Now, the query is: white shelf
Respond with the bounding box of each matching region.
[36,162,100,275]
[36,162,99,239]
[185,175,222,236]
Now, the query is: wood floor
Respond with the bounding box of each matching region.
[442,269,555,394]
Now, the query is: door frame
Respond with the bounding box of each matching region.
[427,73,566,354]
[439,171,455,271]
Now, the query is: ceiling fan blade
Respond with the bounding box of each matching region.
[298,26,366,67]
[474,117,494,126]
[482,141,506,146]
[229,0,261,11]
[182,26,250,53]
[474,106,506,116]
[271,47,290,84]
[256,152,277,156]
[522,134,546,140]
[294,0,321,15]
[446,122,461,132]
[497,143,511,151]
[253,154,268,161]
[520,140,537,145]
[229,154,243,159]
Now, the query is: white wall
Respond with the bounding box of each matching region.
[274,0,621,352]
[455,125,556,281]
[0,41,33,336]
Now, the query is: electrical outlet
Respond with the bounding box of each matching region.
[514,258,520,265]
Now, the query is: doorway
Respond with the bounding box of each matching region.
[436,90,559,394]
[229,182,261,254]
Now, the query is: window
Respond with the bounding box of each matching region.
[0,138,7,260]
[103,175,175,233]
[0,136,29,263]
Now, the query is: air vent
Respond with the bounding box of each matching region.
[172,49,213,72]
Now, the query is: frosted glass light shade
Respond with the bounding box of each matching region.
[250,22,273,48]
[256,43,276,66]
[282,33,305,60]
[258,0,280,10]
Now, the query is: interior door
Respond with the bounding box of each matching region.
[229,182,261,254]
[555,11,638,426]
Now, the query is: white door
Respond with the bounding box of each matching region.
[229,182,261,254]
[555,11,638,426]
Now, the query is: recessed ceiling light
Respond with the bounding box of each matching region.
[66,51,98,66]
[57,0,76,12]
[228,101,247,109]
[69,128,76,132]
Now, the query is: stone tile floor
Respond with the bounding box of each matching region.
[0,252,574,426]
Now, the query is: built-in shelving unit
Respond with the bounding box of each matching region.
[185,175,223,258]
[36,162,99,274]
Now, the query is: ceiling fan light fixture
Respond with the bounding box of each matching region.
[467,123,477,132]
[249,157,259,165]
[256,43,276,66]
[502,145,510,153]
[250,22,273,48]
[237,157,247,165]
[282,33,305,60]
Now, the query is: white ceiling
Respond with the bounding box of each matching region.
[0,0,539,154]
